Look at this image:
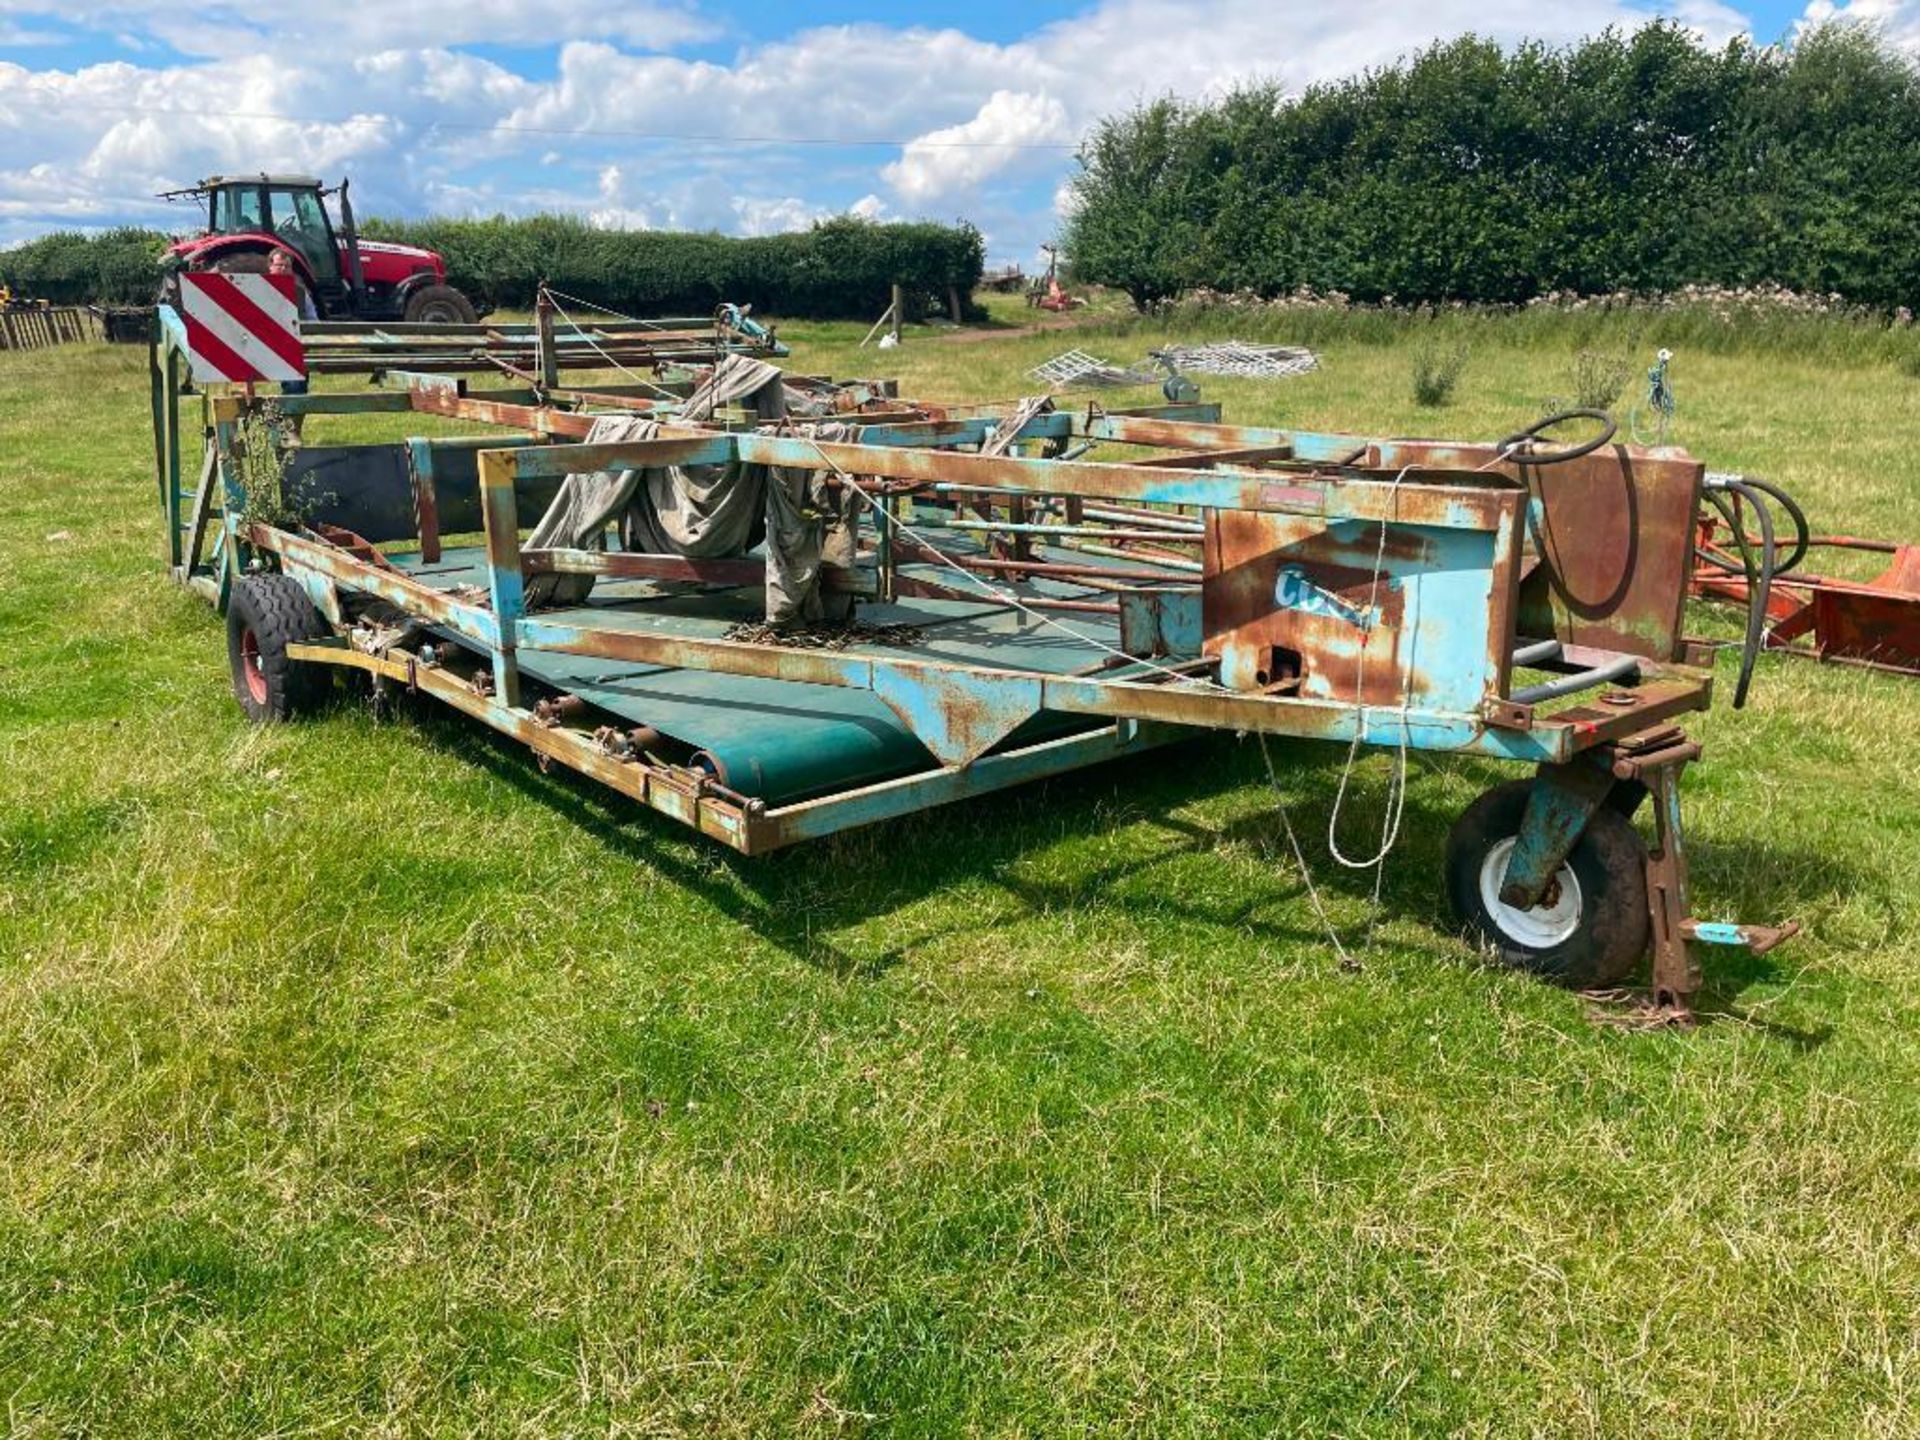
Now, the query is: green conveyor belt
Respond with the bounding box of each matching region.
[393,547,1171,806]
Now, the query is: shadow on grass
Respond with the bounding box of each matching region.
[398,700,1859,1031]
[409,713,1392,969]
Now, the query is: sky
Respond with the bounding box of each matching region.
[0,0,1909,265]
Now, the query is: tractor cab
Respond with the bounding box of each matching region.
[204,177,341,287]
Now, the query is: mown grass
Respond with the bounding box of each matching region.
[1,303,1919,1437]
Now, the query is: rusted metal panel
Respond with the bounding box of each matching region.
[1370,442,1703,663]
[1799,578,1920,673]
[1201,503,1521,714]
[1118,589,1202,657]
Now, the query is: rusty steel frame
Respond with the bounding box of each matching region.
[152,306,1800,1008]
[219,386,1712,773]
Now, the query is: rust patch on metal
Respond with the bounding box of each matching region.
[1203,509,1425,703]
[1387,441,1702,662]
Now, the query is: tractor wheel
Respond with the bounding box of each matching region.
[227,574,330,722]
[1444,779,1650,988]
[404,284,478,325]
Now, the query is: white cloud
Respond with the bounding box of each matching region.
[882,90,1072,203]
[1799,0,1920,45]
[0,0,1776,260]
[584,162,825,236]
[0,17,58,43]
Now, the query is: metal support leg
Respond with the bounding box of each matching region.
[1498,753,1617,910]
[1644,763,1700,1009]
[478,449,524,709]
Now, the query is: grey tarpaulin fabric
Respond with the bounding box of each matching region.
[763,421,860,625]
[522,412,659,608]
[618,354,785,559]
[523,354,858,621]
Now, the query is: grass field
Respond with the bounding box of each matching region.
[2,297,1919,1437]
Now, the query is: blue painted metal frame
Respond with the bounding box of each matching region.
[165,368,1715,876]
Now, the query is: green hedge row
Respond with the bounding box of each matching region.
[360,214,984,320]
[1064,23,1920,310]
[0,214,986,320]
[0,228,170,306]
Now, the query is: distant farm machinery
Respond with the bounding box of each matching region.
[1691,477,1920,681]
[149,304,1796,1015]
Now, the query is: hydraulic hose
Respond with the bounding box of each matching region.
[1701,476,1776,709]
[1696,471,1809,578]
[1730,474,1809,576]
[1496,407,1619,466]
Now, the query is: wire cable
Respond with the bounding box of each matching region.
[540,289,683,402]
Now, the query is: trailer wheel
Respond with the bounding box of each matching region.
[227,574,329,722]
[403,284,478,325]
[1445,779,1650,988]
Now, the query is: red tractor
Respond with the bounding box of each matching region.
[158,174,485,324]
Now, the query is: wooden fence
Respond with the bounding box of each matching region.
[0,306,101,352]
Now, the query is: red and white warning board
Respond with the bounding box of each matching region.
[180,272,306,385]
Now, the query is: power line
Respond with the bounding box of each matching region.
[12,95,1084,150]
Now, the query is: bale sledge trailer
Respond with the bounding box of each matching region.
[150,303,1794,1015]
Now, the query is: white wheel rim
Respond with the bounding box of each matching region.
[1478,837,1584,948]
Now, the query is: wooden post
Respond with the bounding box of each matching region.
[889,283,904,343]
[948,285,963,323]
[534,285,558,391]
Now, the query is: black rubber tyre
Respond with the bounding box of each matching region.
[227,573,330,722]
[1444,778,1651,988]
[403,284,479,325]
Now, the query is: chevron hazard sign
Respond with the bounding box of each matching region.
[180,272,306,385]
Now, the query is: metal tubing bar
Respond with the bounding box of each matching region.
[889,574,1118,615]
[1066,542,1204,574]
[934,520,1198,543]
[485,431,1519,531]
[1511,655,1640,705]
[891,541,1194,585]
[508,613,1576,764]
[521,548,877,596]
[1080,504,1204,534]
[405,437,441,564]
